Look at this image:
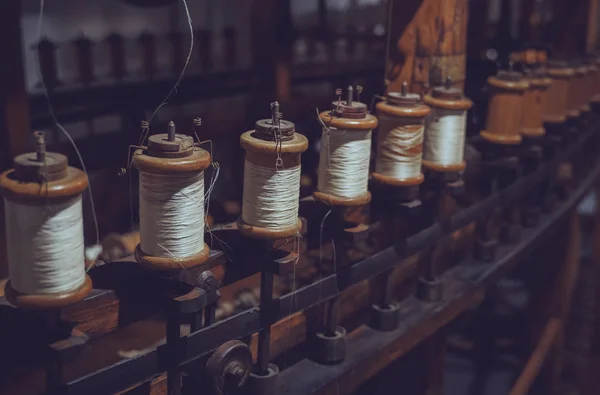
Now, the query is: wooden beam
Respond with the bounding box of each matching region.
[386,0,469,95]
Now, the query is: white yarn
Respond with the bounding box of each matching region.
[5,197,86,295]
[375,114,424,180]
[423,109,467,166]
[242,160,301,229]
[139,171,205,258]
[317,128,372,198]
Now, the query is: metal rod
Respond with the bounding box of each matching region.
[257,269,274,374]
[346,85,354,106]
[166,313,182,395]
[34,131,46,162]
[204,305,216,327]
[168,121,176,142]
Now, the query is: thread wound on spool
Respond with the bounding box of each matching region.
[241,161,301,229]
[317,128,372,199]
[376,115,424,180]
[424,109,467,166]
[139,171,205,258]
[6,197,86,295]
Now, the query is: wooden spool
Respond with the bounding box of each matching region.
[0,146,92,309]
[133,129,211,271]
[314,93,378,207]
[237,110,308,240]
[423,81,473,172]
[521,68,552,137]
[480,70,529,145]
[373,88,431,186]
[543,60,575,124]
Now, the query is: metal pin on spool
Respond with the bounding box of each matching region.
[34,131,46,162]
[168,121,176,142]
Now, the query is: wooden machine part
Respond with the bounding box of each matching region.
[480,70,529,145]
[544,60,575,125]
[521,68,552,138]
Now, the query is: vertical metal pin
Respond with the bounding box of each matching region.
[347,85,354,105]
[401,81,408,96]
[445,76,452,89]
[168,121,176,142]
[271,101,280,128]
[34,131,46,162]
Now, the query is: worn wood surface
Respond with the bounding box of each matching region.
[386,0,468,95]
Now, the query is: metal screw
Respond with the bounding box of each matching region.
[347,85,354,105]
[168,121,175,142]
[34,131,46,162]
[401,81,408,96]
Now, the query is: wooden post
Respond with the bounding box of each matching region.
[0,0,30,278]
[386,0,468,95]
[250,0,294,103]
[0,0,30,167]
[552,0,597,57]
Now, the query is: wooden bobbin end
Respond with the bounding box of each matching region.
[236,217,302,240]
[240,131,309,154]
[566,109,581,119]
[313,190,371,207]
[135,243,211,271]
[4,275,92,310]
[133,144,211,175]
[422,160,466,173]
[487,73,530,91]
[521,127,546,137]
[424,81,473,110]
[319,111,378,130]
[0,167,88,202]
[371,172,424,187]
[480,131,522,145]
[592,94,600,103]
[376,98,431,118]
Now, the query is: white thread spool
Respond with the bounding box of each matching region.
[315,89,377,206]
[423,81,472,172]
[133,122,211,270]
[0,140,92,309]
[238,103,309,240]
[139,171,205,258]
[373,86,430,187]
[5,198,85,295]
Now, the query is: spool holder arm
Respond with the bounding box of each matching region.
[369,185,423,330]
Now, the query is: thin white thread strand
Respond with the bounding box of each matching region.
[318,128,372,199]
[6,198,86,294]
[137,0,194,148]
[376,115,424,179]
[139,171,205,258]
[424,109,466,166]
[37,0,99,250]
[242,161,301,229]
